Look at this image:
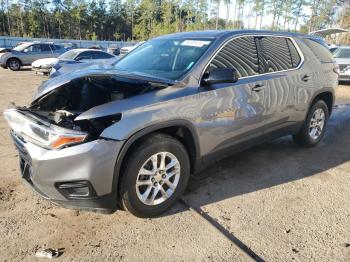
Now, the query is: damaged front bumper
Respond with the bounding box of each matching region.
[6,108,124,213]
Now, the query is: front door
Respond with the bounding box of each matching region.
[197,36,269,157]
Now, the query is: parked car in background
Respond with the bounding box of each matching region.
[0,42,65,71]
[333,46,350,82]
[339,66,350,82]
[4,31,337,217]
[50,55,119,78]
[107,44,120,56]
[47,49,116,77]
[119,41,145,56]
[32,49,116,75]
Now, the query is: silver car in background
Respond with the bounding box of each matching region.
[333,46,350,82]
[0,42,65,71]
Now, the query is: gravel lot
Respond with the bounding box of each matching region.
[0,68,349,262]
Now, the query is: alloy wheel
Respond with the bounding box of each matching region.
[136,152,181,206]
[309,108,325,140]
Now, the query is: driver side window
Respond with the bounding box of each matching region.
[209,36,260,79]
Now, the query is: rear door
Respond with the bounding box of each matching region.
[39,44,55,59]
[256,36,304,136]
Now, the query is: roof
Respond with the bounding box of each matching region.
[309,28,350,37]
[154,30,312,40]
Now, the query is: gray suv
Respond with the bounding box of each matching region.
[4,30,338,217]
[0,42,65,71]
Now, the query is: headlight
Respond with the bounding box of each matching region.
[4,108,87,149]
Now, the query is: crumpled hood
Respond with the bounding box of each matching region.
[32,58,58,67]
[33,67,175,101]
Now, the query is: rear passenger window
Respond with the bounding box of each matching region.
[92,52,114,59]
[304,38,334,63]
[40,44,51,52]
[209,36,260,78]
[287,39,301,68]
[259,37,300,72]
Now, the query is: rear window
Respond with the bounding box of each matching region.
[92,52,114,59]
[260,37,293,72]
[304,38,334,63]
[287,39,302,68]
[40,44,51,52]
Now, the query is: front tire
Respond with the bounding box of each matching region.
[120,134,190,218]
[293,100,329,147]
[7,58,21,71]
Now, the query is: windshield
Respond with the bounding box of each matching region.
[333,48,350,59]
[114,38,213,80]
[59,50,80,60]
[12,43,32,52]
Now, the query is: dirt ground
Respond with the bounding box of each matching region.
[0,67,349,262]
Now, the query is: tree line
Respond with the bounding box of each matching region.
[0,0,348,41]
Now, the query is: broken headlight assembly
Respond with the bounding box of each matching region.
[4,108,87,150]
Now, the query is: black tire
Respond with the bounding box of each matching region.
[7,58,21,71]
[293,100,329,147]
[119,133,190,218]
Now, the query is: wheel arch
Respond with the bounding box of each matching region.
[111,120,201,195]
[6,56,23,66]
[310,88,335,116]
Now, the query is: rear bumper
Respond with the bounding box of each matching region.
[11,131,123,213]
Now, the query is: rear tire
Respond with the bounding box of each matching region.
[119,134,190,218]
[293,100,329,147]
[7,58,21,71]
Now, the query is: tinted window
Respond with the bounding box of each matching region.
[92,51,114,59]
[287,39,301,68]
[259,37,293,72]
[40,44,51,52]
[333,48,350,59]
[76,51,94,60]
[304,38,334,62]
[210,36,260,78]
[54,45,62,50]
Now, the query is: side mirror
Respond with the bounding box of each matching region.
[202,68,238,85]
[23,49,28,53]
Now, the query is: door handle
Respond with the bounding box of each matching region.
[302,74,311,82]
[252,84,266,92]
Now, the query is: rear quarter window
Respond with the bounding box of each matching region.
[303,38,334,63]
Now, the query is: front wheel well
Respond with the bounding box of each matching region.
[6,57,22,66]
[115,125,199,199]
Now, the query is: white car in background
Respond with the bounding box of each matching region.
[120,41,145,56]
[32,49,115,75]
[333,46,350,82]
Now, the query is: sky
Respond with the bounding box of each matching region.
[217,2,312,30]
